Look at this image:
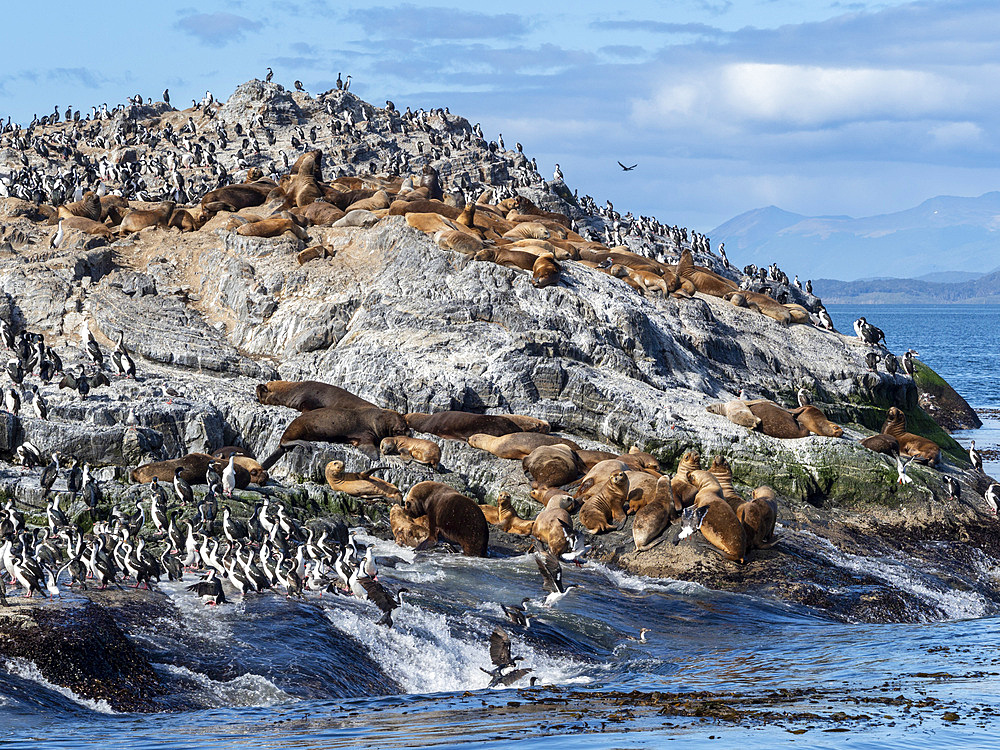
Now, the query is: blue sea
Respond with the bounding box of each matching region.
[1,305,998,749]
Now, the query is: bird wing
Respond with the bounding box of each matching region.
[535,552,562,594]
[490,626,512,667]
[499,668,533,686]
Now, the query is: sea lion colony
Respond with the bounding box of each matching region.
[0,78,993,641]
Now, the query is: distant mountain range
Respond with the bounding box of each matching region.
[813,267,1000,304]
[711,192,1000,283]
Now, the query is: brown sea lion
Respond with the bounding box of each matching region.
[379,436,441,468]
[236,215,308,239]
[405,211,462,235]
[532,254,560,288]
[480,491,534,535]
[738,485,779,550]
[744,401,810,438]
[531,496,574,557]
[404,411,523,441]
[741,291,793,325]
[256,380,375,412]
[132,453,251,488]
[60,216,112,237]
[390,503,430,548]
[168,207,204,232]
[201,183,270,215]
[860,433,900,456]
[574,460,631,499]
[260,406,409,469]
[881,407,941,464]
[58,191,102,221]
[625,470,660,513]
[468,432,580,460]
[708,456,744,512]
[298,200,345,225]
[522,444,586,489]
[633,476,677,551]
[686,469,727,508]
[672,451,701,507]
[676,249,737,297]
[691,497,748,563]
[474,246,539,271]
[790,405,844,438]
[627,446,661,473]
[118,201,175,234]
[210,447,268,485]
[707,400,763,430]
[404,481,488,557]
[434,229,483,255]
[579,471,630,534]
[508,195,571,228]
[324,460,402,501]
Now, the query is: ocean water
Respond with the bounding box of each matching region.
[2,305,999,749]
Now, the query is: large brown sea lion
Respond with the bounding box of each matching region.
[256,380,376,412]
[132,453,251,488]
[522,444,586,489]
[633,476,677,551]
[468,432,580,460]
[881,407,941,464]
[738,485,779,550]
[405,411,523,441]
[689,497,748,563]
[404,481,488,557]
[676,249,737,297]
[379,436,441,468]
[324,460,402,501]
[531,496,575,557]
[579,471,630,534]
[260,406,409,469]
[790,405,844,438]
[201,183,270,215]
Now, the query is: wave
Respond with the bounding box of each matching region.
[3,659,117,715]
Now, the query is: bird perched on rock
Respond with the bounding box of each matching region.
[896,454,916,485]
[884,353,898,375]
[865,352,879,372]
[265,67,273,83]
[985,484,999,515]
[797,388,811,407]
[294,80,304,92]
[969,440,983,472]
[944,475,961,501]
[902,349,918,377]
[40,453,59,498]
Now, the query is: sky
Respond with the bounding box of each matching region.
[1,0,999,237]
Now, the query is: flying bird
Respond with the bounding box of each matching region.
[617,161,637,171]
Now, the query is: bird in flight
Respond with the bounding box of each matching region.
[618,161,637,171]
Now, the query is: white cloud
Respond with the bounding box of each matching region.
[632,62,972,129]
[929,120,984,147]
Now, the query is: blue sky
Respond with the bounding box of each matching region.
[1,0,998,234]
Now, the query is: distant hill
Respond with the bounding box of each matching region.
[813,267,1000,303]
[711,193,1000,281]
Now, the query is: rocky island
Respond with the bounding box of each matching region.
[0,79,996,709]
